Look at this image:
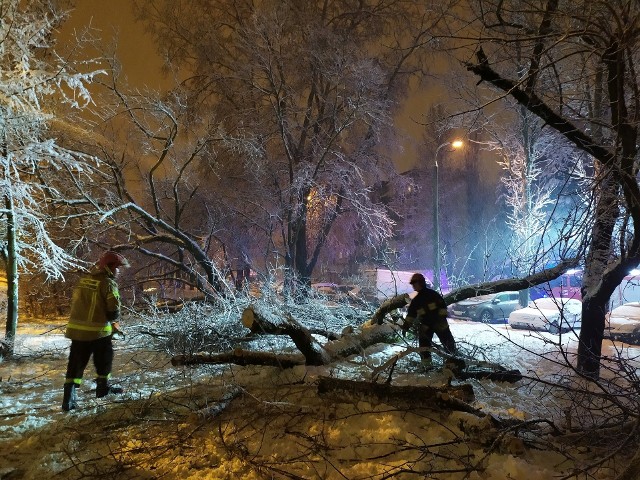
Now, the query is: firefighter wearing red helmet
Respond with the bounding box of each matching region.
[62,251,129,411]
[404,273,457,367]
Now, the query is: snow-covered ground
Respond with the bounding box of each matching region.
[1,318,638,479]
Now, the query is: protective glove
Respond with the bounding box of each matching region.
[401,316,415,337]
[111,321,126,340]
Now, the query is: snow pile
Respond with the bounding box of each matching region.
[1,319,637,479]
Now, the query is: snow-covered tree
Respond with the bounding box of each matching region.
[485,110,588,262]
[85,85,236,301]
[133,0,449,290]
[445,0,640,377]
[0,0,103,353]
[495,114,555,264]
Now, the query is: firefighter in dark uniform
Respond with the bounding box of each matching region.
[403,273,456,365]
[62,251,129,411]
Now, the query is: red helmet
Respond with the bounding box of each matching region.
[97,251,129,270]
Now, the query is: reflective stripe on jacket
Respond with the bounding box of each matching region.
[406,287,448,329]
[65,266,121,341]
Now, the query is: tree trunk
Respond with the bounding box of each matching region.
[188,386,243,422]
[444,260,578,304]
[370,293,410,324]
[173,304,401,367]
[316,376,477,413]
[174,304,520,382]
[241,305,340,340]
[4,194,18,357]
[240,305,327,365]
[240,304,399,365]
[171,318,396,368]
[172,349,305,368]
[577,171,618,377]
[576,297,607,377]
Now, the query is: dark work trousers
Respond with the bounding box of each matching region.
[418,323,456,360]
[65,336,114,385]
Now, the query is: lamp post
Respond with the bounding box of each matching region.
[433,139,463,291]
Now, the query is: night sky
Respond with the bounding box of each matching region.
[57,1,167,90]
[56,2,498,177]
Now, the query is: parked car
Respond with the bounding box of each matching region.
[508,297,582,333]
[609,272,640,309]
[311,283,360,304]
[448,291,521,324]
[604,302,640,344]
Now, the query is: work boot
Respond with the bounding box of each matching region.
[62,383,78,411]
[420,357,433,371]
[444,357,466,375]
[96,378,124,398]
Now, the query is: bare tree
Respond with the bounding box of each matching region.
[132,0,456,289]
[79,83,239,301]
[441,0,640,377]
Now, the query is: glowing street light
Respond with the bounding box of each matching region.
[433,139,463,291]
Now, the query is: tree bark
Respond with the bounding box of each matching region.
[444,259,579,305]
[370,294,410,324]
[4,194,18,357]
[176,304,400,367]
[240,305,327,365]
[174,305,521,384]
[241,304,339,340]
[172,349,305,368]
[316,376,478,413]
[233,305,400,366]
[188,386,243,422]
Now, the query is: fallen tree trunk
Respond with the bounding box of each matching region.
[370,294,410,325]
[172,349,305,368]
[172,344,522,384]
[173,303,521,384]
[189,386,243,422]
[173,311,399,367]
[240,305,399,365]
[241,305,340,340]
[317,376,478,414]
[444,259,579,304]
[241,305,327,365]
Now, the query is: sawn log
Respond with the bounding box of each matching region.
[317,376,479,414]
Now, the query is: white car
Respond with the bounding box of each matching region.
[508,297,582,333]
[605,302,640,344]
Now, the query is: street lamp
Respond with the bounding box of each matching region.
[433,139,463,291]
